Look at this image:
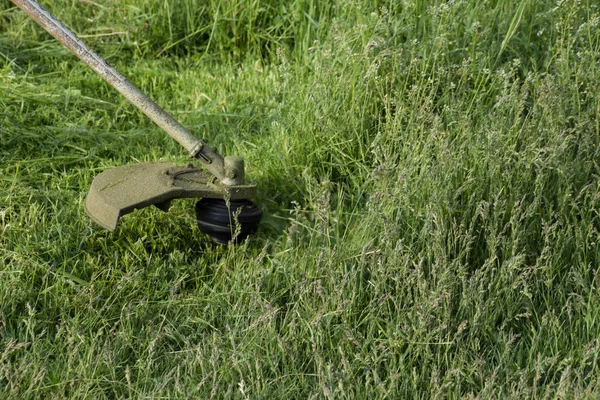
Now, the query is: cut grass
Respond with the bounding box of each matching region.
[1,0,600,398]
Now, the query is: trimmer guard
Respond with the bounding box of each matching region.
[85,162,256,231]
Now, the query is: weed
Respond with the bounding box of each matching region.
[1,0,599,397]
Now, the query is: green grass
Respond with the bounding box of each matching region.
[1,0,600,397]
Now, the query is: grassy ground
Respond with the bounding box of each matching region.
[1,0,600,398]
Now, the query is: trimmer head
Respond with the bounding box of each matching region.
[195,198,262,244]
[14,0,263,243]
[85,162,259,241]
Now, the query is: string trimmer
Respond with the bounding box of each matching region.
[11,0,262,244]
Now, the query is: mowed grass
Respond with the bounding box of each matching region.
[1,0,600,397]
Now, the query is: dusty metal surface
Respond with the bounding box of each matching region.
[85,163,257,231]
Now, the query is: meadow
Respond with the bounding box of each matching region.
[1,0,600,397]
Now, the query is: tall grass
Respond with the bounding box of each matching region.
[1,0,600,397]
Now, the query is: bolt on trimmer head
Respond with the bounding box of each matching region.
[12,0,262,243]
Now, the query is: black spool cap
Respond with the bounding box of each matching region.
[195,198,262,244]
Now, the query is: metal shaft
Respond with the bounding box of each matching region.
[11,0,227,181]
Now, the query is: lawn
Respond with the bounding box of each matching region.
[1,0,600,398]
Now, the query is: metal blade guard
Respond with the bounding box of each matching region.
[85,160,256,231]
